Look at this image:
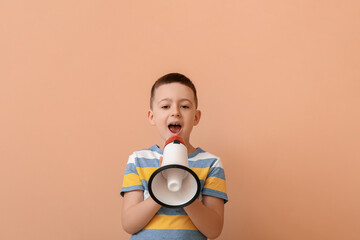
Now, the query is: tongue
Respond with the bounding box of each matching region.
[169,125,181,134]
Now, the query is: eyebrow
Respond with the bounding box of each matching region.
[158,98,193,104]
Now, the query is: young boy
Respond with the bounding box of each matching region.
[120,73,228,239]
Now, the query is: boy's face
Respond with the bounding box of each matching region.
[148,83,201,148]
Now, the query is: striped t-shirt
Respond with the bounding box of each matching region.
[121,145,228,240]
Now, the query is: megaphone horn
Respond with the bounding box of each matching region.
[148,136,201,208]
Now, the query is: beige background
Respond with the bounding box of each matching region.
[1,1,360,239]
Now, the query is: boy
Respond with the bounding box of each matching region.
[121,73,228,239]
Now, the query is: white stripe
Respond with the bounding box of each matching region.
[189,152,223,168]
[136,149,162,159]
[127,149,162,165]
[212,158,223,168]
[127,153,136,164]
[189,151,218,162]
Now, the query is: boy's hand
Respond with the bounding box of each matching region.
[159,156,163,167]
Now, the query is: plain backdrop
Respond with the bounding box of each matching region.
[1,1,360,239]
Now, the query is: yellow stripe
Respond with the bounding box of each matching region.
[204,177,227,193]
[136,167,210,182]
[136,167,158,181]
[122,173,142,187]
[134,167,212,182]
[145,214,197,230]
[191,167,210,181]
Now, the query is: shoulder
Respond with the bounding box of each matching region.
[189,148,223,168]
[132,145,162,156]
[127,145,162,167]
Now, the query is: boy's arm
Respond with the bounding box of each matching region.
[121,190,161,234]
[184,195,225,239]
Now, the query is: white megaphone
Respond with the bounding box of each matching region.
[148,136,201,208]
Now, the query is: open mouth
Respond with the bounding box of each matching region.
[168,123,182,135]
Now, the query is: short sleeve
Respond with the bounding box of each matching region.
[120,153,145,196]
[202,158,228,203]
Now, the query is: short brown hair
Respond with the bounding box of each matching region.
[150,73,198,109]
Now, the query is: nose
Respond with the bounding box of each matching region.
[171,106,181,117]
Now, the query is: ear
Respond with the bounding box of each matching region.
[148,110,156,126]
[194,109,201,126]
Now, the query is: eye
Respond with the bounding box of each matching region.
[161,105,170,109]
[181,105,190,109]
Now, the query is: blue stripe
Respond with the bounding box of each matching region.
[130,229,206,240]
[120,185,144,196]
[148,145,163,154]
[199,179,205,189]
[124,163,138,175]
[133,157,220,169]
[189,158,218,168]
[157,207,187,215]
[141,179,149,191]
[207,167,225,180]
[188,147,206,158]
[202,188,228,203]
[136,157,159,168]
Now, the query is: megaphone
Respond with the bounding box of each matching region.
[148,136,201,208]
